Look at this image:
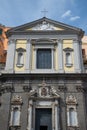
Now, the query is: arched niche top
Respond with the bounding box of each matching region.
[16,47,26,52]
[63,47,73,52]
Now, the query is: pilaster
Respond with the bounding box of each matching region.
[5,39,16,73]
[27,100,33,130]
[58,39,64,73]
[73,39,82,73]
[25,39,31,73]
[55,99,60,130]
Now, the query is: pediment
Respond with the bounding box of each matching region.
[7,17,84,36]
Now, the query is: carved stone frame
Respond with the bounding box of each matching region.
[27,97,60,130]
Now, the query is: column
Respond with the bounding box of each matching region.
[73,39,81,72]
[5,39,16,73]
[58,39,64,73]
[27,100,33,130]
[25,39,31,73]
[55,99,60,130]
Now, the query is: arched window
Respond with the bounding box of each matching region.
[17,52,23,65]
[12,107,21,126]
[66,52,71,65]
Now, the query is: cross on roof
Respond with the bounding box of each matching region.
[41,9,48,17]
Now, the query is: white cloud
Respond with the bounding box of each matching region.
[70,16,80,21]
[61,10,71,18]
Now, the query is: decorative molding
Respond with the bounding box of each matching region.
[68,126,79,130]
[58,85,67,92]
[76,86,85,92]
[66,95,77,105]
[11,95,23,105]
[0,85,14,94]
[73,39,79,43]
[27,39,31,43]
[23,85,31,92]
[58,39,63,42]
[5,86,14,92]
[63,47,73,52]
[8,39,16,44]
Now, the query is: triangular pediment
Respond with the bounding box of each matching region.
[7,17,84,36]
[25,20,64,31]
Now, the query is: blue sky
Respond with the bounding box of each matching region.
[0,0,87,34]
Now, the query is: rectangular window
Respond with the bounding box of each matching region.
[10,106,21,127]
[67,107,78,127]
[37,49,52,69]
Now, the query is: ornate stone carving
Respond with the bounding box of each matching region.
[29,89,37,96]
[66,95,77,105]
[32,21,56,30]
[11,95,23,105]
[29,80,60,98]
[51,87,60,97]
[41,87,47,96]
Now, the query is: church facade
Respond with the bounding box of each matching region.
[0,17,87,130]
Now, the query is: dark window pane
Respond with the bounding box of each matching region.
[0,29,3,35]
[37,49,51,69]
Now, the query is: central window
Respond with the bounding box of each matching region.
[37,49,52,69]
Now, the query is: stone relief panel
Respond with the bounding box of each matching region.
[32,21,57,30]
[28,80,60,98]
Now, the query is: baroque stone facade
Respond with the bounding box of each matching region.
[0,17,87,130]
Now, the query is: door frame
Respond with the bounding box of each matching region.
[27,97,60,130]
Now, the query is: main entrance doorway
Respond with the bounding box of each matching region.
[35,108,52,130]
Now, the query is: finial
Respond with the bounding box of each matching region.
[41,8,48,17]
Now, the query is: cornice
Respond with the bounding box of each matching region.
[7,30,81,37]
[0,73,87,80]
